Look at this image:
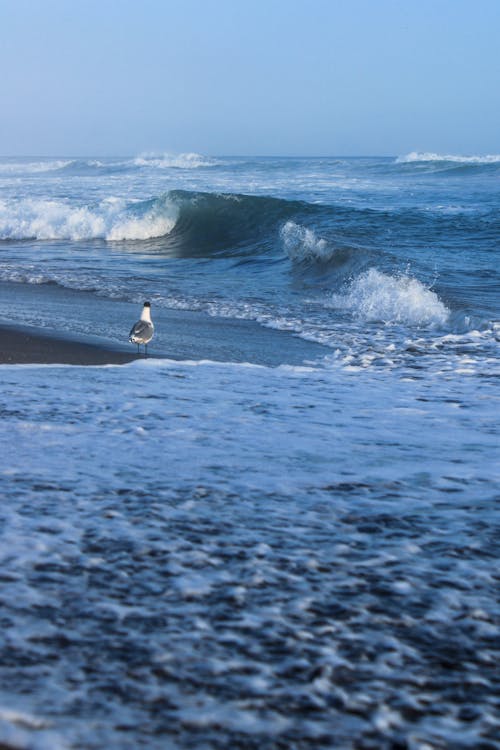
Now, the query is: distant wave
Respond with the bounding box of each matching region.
[0,159,73,175]
[396,152,500,165]
[133,152,221,169]
[329,268,450,327]
[0,152,221,177]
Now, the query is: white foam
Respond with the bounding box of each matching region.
[330,268,450,326]
[281,221,332,261]
[0,197,178,241]
[396,152,500,164]
[0,707,66,750]
[133,152,219,169]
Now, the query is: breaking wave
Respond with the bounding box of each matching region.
[0,190,308,248]
[0,196,178,242]
[330,268,450,327]
[281,221,333,261]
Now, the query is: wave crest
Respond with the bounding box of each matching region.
[396,152,500,165]
[330,268,450,327]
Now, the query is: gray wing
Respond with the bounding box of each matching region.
[129,320,153,341]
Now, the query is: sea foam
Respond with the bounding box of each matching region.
[330,268,450,326]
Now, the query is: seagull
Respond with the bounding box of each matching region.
[129,301,154,356]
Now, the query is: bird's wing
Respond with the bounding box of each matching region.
[129,320,149,338]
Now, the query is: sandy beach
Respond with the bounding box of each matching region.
[0,322,138,365]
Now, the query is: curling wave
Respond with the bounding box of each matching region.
[164,191,308,255]
[0,190,308,250]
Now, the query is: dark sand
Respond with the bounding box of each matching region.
[0,323,139,365]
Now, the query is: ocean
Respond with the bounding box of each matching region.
[0,153,498,749]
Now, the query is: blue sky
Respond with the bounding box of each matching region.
[0,0,498,156]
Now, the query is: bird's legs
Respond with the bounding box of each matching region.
[137,343,140,354]
[145,344,148,358]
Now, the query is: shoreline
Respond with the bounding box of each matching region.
[0,322,140,365]
[0,281,330,367]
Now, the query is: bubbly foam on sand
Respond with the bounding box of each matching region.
[0,359,498,748]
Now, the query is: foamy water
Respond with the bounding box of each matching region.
[0,359,498,749]
[330,268,450,327]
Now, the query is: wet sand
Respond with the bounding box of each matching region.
[0,323,138,365]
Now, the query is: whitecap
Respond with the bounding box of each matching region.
[280,220,333,261]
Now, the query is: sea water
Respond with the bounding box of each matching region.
[0,154,498,749]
